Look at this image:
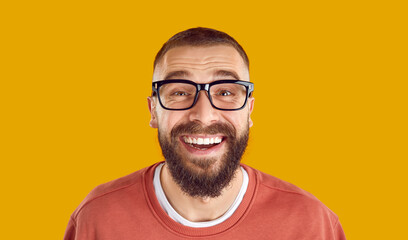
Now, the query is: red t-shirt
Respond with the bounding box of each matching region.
[64,162,346,239]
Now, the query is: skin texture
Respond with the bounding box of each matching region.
[148,45,255,222]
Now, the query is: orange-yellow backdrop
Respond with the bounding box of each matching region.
[1,0,407,239]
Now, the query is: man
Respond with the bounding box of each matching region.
[64,27,346,239]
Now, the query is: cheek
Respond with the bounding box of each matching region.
[222,112,249,131]
[157,111,187,134]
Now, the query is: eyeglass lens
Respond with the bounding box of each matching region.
[158,82,247,109]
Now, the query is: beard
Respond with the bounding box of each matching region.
[158,121,249,198]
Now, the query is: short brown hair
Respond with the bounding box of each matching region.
[154,27,249,69]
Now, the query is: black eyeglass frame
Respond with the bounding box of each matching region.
[152,79,254,111]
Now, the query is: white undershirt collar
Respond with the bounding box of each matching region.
[153,163,249,228]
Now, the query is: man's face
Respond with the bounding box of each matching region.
[148,45,254,198]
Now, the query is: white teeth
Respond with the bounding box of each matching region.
[183,137,223,145]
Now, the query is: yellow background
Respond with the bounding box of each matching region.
[1,0,407,239]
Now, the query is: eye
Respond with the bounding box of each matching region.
[217,90,232,96]
[173,91,190,96]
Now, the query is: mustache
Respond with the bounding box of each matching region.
[170,122,236,139]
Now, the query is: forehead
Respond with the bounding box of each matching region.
[153,45,249,81]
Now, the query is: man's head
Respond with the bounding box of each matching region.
[153,27,249,72]
[148,27,254,198]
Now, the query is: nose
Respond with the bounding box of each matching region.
[188,91,219,125]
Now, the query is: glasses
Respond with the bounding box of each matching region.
[152,79,254,111]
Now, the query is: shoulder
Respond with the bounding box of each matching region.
[242,164,339,222]
[241,164,344,238]
[253,166,316,198]
[71,164,154,220]
[242,164,314,196]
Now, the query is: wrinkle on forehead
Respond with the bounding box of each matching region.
[164,69,240,81]
[166,55,239,65]
[166,63,239,72]
[153,46,249,81]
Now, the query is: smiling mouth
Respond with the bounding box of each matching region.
[182,136,225,150]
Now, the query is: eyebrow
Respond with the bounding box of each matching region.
[214,70,240,80]
[164,71,191,80]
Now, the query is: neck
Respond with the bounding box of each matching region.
[160,163,243,222]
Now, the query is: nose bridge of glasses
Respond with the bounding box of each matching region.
[196,88,210,101]
[197,83,212,101]
[196,83,210,92]
[195,83,211,100]
[193,84,214,109]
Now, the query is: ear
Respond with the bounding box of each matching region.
[147,96,158,128]
[248,97,255,128]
